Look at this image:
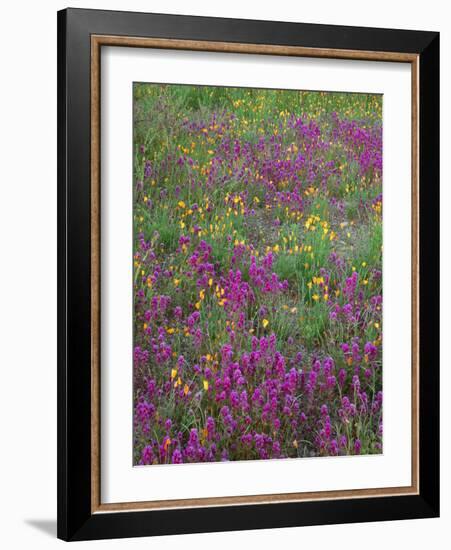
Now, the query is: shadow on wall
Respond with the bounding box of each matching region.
[25,519,56,538]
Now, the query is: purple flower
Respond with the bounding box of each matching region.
[171,449,183,464]
[141,445,154,465]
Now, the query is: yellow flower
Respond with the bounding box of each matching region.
[183,384,189,396]
[374,322,380,329]
[203,380,209,391]
[208,278,213,287]
[166,328,175,334]
[178,200,186,209]
[171,368,177,380]
[262,319,269,328]
[312,294,320,301]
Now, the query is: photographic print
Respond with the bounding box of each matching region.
[133,83,383,466]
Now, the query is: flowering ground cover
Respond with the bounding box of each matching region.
[133,84,383,465]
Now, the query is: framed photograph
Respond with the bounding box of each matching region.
[57,8,439,541]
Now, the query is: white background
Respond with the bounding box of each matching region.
[0,0,448,548]
[102,48,411,503]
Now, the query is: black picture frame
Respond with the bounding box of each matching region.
[57,7,439,541]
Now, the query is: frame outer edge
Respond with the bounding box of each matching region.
[57,8,440,540]
[57,8,68,542]
[418,32,440,516]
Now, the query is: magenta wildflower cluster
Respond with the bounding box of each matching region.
[133,85,383,465]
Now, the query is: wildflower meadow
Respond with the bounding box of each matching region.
[133,84,383,466]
